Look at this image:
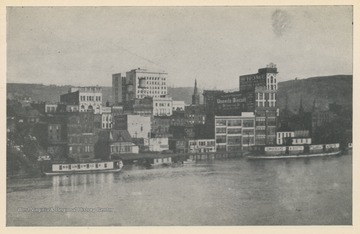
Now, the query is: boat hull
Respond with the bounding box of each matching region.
[247,150,341,160]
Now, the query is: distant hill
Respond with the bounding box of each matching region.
[7,75,352,111]
[6,83,199,105]
[277,75,352,113]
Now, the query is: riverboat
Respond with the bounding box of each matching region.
[247,143,342,160]
[43,160,123,176]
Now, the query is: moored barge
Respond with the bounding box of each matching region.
[44,160,123,176]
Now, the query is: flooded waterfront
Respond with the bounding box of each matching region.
[7,153,352,226]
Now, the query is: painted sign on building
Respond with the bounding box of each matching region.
[215,91,255,115]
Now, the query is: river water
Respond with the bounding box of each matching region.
[7,153,352,226]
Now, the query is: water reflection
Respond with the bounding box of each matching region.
[52,173,115,195]
[7,154,352,226]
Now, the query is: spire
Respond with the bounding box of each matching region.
[192,79,200,106]
[193,79,198,95]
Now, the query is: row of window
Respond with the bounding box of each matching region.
[257,92,276,100]
[110,145,131,153]
[57,163,108,170]
[145,81,166,85]
[140,77,166,81]
[69,145,94,153]
[155,102,171,107]
[80,95,101,102]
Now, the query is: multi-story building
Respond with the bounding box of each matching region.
[112,73,126,105]
[151,116,171,138]
[188,139,216,153]
[132,97,153,116]
[240,63,279,146]
[214,91,255,116]
[215,113,255,152]
[185,105,206,125]
[66,112,97,162]
[239,63,278,92]
[45,113,68,161]
[60,86,102,114]
[116,68,167,102]
[153,97,173,116]
[254,108,277,145]
[101,107,113,129]
[113,114,151,139]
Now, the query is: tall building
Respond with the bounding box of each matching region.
[192,79,200,105]
[239,63,279,145]
[112,73,125,105]
[239,63,278,92]
[60,86,102,114]
[66,112,97,162]
[118,68,168,102]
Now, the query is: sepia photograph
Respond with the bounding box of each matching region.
[5,3,354,227]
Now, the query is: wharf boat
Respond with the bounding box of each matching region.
[247,143,342,160]
[43,160,123,176]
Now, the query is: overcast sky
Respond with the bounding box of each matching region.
[7,6,352,89]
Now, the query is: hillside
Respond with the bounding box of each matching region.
[7,75,352,111]
[277,75,352,112]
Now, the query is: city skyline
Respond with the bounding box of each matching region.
[7,6,352,89]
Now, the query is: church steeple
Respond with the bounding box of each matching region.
[192,79,200,105]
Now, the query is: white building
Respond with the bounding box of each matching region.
[122,115,151,139]
[101,107,113,129]
[215,113,255,152]
[276,131,295,145]
[124,68,168,101]
[153,97,173,116]
[172,100,185,111]
[188,139,216,153]
[60,86,102,114]
[149,138,169,152]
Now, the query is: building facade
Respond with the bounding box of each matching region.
[239,63,278,92]
[172,100,185,111]
[119,68,168,101]
[153,97,173,116]
[215,113,255,152]
[112,73,125,105]
[60,86,102,114]
[66,112,97,162]
[239,64,279,146]
[151,116,171,138]
[113,114,151,139]
[188,139,216,153]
